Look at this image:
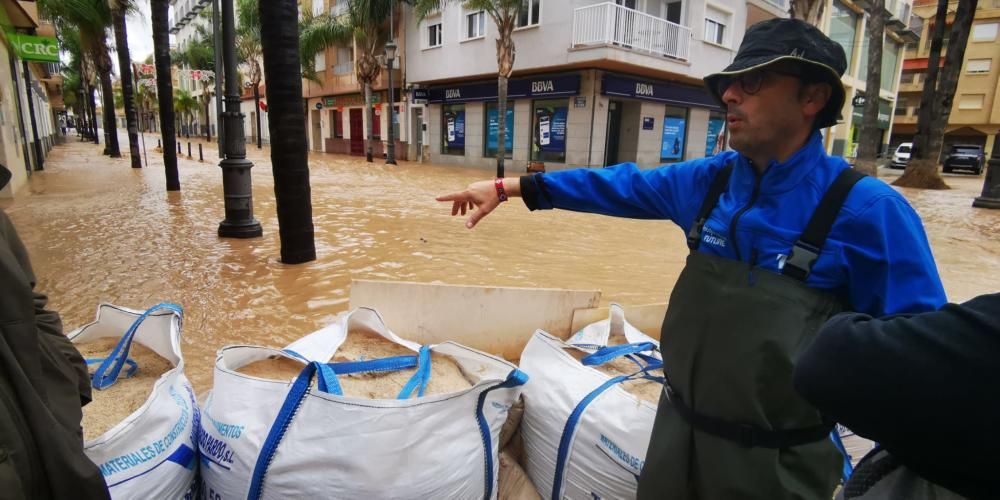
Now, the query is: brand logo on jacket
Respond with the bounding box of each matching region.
[702,227,727,248]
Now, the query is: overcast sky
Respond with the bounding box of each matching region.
[118,2,157,72]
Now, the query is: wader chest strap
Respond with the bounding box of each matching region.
[783,168,866,281]
[687,164,734,251]
[665,384,834,449]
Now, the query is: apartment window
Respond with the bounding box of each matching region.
[466,11,486,39]
[973,22,999,42]
[704,6,731,47]
[894,98,909,115]
[829,1,858,69]
[881,40,900,91]
[967,58,992,74]
[427,23,443,48]
[517,0,541,28]
[899,70,917,84]
[958,94,985,109]
[314,52,326,72]
[333,47,353,74]
[312,0,324,17]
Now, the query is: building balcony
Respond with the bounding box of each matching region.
[571,2,692,62]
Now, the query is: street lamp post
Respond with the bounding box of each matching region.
[217,0,262,238]
[973,133,1000,209]
[385,39,397,166]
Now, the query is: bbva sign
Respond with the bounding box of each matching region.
[10,34,60,63]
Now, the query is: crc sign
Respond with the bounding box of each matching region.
[10,34,59,63]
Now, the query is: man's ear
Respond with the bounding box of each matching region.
[801,83,832,119]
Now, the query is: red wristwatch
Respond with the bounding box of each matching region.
[495,178,508,202]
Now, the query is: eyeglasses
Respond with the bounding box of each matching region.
[715,68,802,97]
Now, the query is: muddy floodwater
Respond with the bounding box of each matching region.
[3,135,998,391]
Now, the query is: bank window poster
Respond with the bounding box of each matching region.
[532,99,568,162]
[442,105,466,155]
[705,116,726,157]
[661,116,687,161]
[485,103,514,158]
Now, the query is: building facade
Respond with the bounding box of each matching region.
[0,0,65,198]
[890,0,1000,157]
[404,0,748,171]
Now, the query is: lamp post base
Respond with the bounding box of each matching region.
[218,219,263,238]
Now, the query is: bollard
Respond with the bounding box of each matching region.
[199,144,204,161]
[187,142,192,158]
[157,139,161,148]
[177,142,182,154]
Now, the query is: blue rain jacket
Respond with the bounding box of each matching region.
[521,133,947,317]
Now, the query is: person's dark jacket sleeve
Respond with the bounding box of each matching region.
[793,293,1000,499]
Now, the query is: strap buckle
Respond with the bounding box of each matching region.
[784,243,820,281]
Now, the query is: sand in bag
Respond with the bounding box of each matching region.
[565,337,664,405]
[77,338,174,441]
[237,330,473,399]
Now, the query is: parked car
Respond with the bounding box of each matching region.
[942,144,986,175]
[891,142,912,168]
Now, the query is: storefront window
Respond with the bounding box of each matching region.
[830,1,857,71]
[332,110,343,138]
[661,106,688,162]
[531,99,568,163]
[881,40,900,92]
[704,111,726,157]
[484,101,514,158]
[442,104,466,155]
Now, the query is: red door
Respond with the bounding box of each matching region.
[349,108,364,156]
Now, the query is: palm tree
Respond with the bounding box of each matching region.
[412,0,519,177]
[39,0,122,156]
[174,89,199,140]
[151,0,180,190]
[110,0,142,167]
[853,0,887,177]
[300,0,392,163]
[237,0,265,149]
[895,0,978,189]
[259,0,316,263]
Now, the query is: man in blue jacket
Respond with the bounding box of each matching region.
[438,19,946,499]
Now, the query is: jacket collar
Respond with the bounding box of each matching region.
[730,132,830,195]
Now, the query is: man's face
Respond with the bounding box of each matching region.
[715,63,817,163]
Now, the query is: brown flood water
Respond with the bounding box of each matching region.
[3,135,998,391]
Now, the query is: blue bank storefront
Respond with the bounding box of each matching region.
[419,70,724,170]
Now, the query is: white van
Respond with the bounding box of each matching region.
[891,142,912,168]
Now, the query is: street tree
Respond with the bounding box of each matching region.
[789,0,825,25]
[299,0,392,163]
[174,89,199,139]
[237,0,265,149]
[854,0,887,177]
[412,0,519,177]
[895,0,978,189]
[40,0,122,157]
[151,0,180,190]
[259,0,316,264]
[110,0,143,167]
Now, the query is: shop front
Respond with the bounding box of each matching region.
[600,74,723,167]
[847,97,892,158]
[309,89,404,159]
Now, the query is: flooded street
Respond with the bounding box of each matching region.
[3,134,998,391]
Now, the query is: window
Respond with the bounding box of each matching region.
[531,99,568,163]
[881,40,900,91]
[466,11,486,39]
[332,110,343,138]
[427,23,442,48]
[967,58,992,74]
[484,101,514,158]
[894,98,909,115]
[442,104,466,155]
[333,47,353,74]
[925,23,950,50]
[312,0,324,17]
[899,70,917,84]
[958,94,985,109]
[704,111,726,156]
[661,106,688,162]
[704,6,731,47]
[517,0,541,28]
[972,22,999,41]
[314,52,326,72]
[829,1,858,67]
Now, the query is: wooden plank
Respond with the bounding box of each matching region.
[349,280,602,360]
[570,303,668,340]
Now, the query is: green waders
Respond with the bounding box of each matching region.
[637,166,865,499]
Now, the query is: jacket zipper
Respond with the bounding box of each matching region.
[729,169,762,263]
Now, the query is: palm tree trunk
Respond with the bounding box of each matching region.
[497,76,508,178]
[88,86,99,145]
[495,12,516,178]
[365,83,374,162]
[113,10,143,168]
[204,99,211,141]
[152,0,180,191]
[254,84,262,149]
[854,0,885,177]
[910,0,948,162]
[895,0,978,188]
[99,67,121,157]
[259,0,316,264]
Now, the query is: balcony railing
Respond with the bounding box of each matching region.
[572,2,691,61]
[761,0,790,10]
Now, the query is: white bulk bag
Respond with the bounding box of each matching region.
[520,304,662,500]
[199,307,527,500]
[69,303,199,500]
